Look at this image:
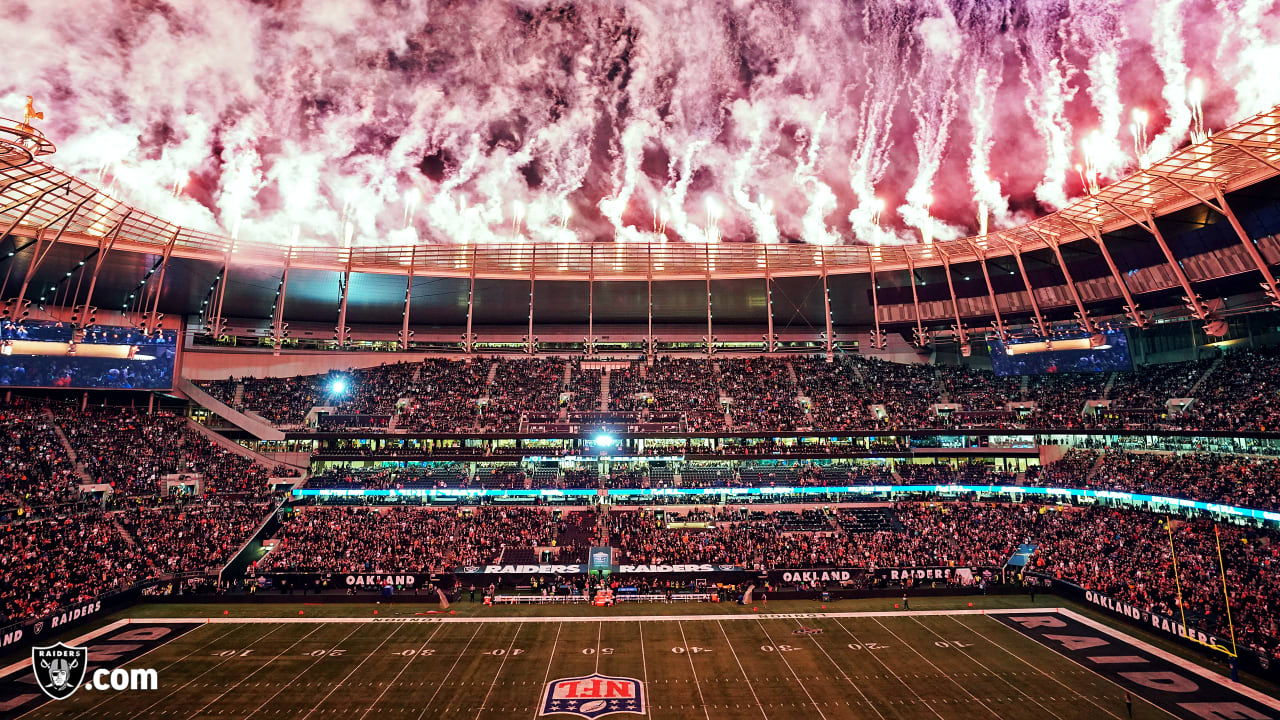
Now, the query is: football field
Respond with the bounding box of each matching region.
[5,608,1277,720]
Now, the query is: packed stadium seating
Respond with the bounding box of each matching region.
[191,348,1280,434]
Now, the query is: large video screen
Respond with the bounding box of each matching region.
[0,321,178,389]
[989,328,1132,376]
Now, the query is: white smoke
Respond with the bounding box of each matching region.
[0,0,1271,249]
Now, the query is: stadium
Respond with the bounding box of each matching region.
[4,1,1280,718]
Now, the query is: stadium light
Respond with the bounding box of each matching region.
[329,378,349,396]
[594,433,615,448]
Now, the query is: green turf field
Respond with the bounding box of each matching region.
[9,612,1183,719]
[7,600,1277,720]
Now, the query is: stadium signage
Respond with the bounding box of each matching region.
[776,569,855,583]
[0,599,105,651]
[540,673,644,718]
[1084,590,1223,647]
[344,574,419,587]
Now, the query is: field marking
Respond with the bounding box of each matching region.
[830,617,945,720]
[530,622,563,720]
[716,620,767,719]
[414,622,483,720]
[907,615,1069,720]
[0,618,191,679]
[593,621,602,673]
[752,619,827,720]
[131,607,1064,625]
[870,617,1002,719]
[358,622,447,720]
[1057,608,1280,712]
[298,622,405,720]
[241,623,364,719]
[107,622,285,720]
[182,624,325,719]
[474,622,523,719]
[950,614,1125,720]
[637,622,648,697]
[676,621,712,720]
[789,618,885,720]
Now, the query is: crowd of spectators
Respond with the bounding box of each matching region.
[0,406,81,518]
[188,346,1280,434]
[256,507,594,573]
[59,408,296,496]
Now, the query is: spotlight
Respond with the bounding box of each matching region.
[329,378,349,396]
[594,434,615,448]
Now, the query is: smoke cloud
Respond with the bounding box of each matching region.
[1,0,1276,248]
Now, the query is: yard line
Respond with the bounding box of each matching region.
[594,621,603,673]
[58,623,241,720]
[791,619,884,720]
[298,623,406,720]
[907,616,1070,720]
[106,622,286,720]
[415,622,484,720]
[870,617,1002,719]
[358,622,447,720]
[531,622,563,720]
[183,624,325,720]
[474,623,523,719]
[830,618,945,720]
[752,619,827,720]
[716,620,767,720]
[637,622,648,687]
[242,623,365,719]
[951,615,1125,720]
[676,621,712,720]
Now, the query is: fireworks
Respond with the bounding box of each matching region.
[3,0,1275,248]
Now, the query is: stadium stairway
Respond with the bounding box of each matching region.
[182,417,307,477]
[1186,353,1226,397]
[1102,371,1118,398]
[110,516,138,549]
[600,370,610,411]
[45,409,93,484]
[176,379,285,441]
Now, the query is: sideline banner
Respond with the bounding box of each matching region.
[1041,576,1279,683]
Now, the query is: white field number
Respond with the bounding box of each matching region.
[934,640,973,648]
[846,643,889,650]
[83,668,158,692]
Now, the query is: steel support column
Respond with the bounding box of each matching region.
[526,245,536,355]
[646,243,654,359]
[271,251,292,355]
[464,244,477,354]
[820,246,833,361]
[335,253,352,347]
[704,243,713,355]
[1103,202,1209,322]
[763,245,774,353]
[868,256,886,350]
[210,246,233,338]
[141,227,179,333]
[969,242,1008,342]
[1063,218,1149,329]
[14,193,91,313]
[72,210,130,326]
[587,245,595,355]
[906,255,927,347]
[1004,240,1049,337]
[1210,184,1280,306]
[400,244,417,350]
[940,254,968,349]
[1035,230,1095,334]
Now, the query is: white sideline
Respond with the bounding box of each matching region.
[1055,607,1280,712]
[120,607,1063,624]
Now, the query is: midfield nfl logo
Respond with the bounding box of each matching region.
[540,673,645,718]
[31,642,88,700]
